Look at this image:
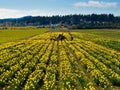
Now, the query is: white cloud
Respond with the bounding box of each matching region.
[0,8,52,19]
[74,0,118,8]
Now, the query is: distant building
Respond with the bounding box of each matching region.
[50,24,57,28]
[36,25,44,28]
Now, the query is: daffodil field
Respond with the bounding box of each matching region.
[0,31,120,90]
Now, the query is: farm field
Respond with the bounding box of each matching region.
[0,29,120,90]
[73,29,120,52]
[0,28,47,43]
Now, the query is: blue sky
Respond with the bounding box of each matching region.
[0,0,120,19]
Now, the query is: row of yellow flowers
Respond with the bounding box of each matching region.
[41,41,58,90]
[0,34,52,89]
[0,40,43,76]
[76,40,120,86]
[0,32,120,90]
[72,39,120,88]
[24,39,53,90]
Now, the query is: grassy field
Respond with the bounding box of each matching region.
[0,29,120,90]
[0,28,47,43]
[76,29,120,40]
[73,29,120,51]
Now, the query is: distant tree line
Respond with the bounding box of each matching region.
[0,14,120,29]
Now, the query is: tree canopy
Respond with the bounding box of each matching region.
[0,14,120,29]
